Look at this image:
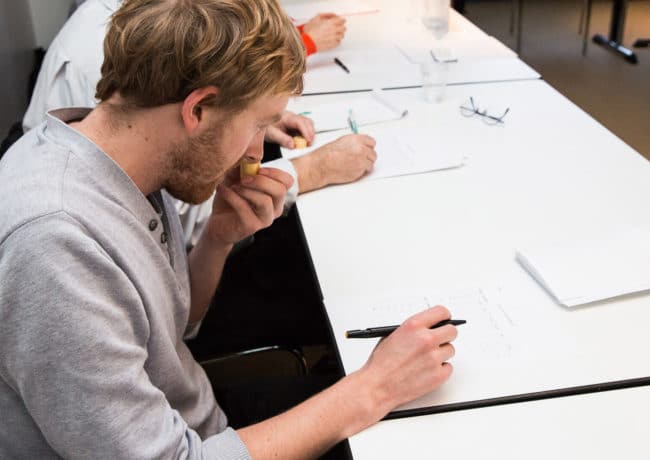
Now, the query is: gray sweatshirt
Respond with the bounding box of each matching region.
[0,109,251,459]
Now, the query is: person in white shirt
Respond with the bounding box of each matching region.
[23,0,376,247]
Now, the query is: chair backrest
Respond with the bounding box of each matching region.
[200,345,308,386]
[0,122,24,161]
[1,47,46,162]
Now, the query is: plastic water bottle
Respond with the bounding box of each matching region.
[422,0,450,39]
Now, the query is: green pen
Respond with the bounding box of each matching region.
[347,109,359,134]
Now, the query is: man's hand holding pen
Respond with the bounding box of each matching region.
[351,306,458,415]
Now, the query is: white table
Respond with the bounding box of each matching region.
[350,385,650,459]
[282,0,540,93]
[294,79,650,420]
[280,2,650,457]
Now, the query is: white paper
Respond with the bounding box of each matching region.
[306,46,413,77]
[398,36,516,63]
[516,227,650,307]
[324,265,650,412]
[296,90,407,133]
[283,0,379,24]
[349,287,517,360]
[280,124,464,180]
[326,284,544,412]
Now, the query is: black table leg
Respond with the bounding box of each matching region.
[592,0,638,64]
[516,0,523,54]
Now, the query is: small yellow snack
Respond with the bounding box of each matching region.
[293,136,307,149]
[240,159,260,179]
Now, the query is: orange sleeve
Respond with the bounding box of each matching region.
[301,32,317,56]
[295,25,317,56]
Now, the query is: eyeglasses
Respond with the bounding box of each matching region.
[460,97,510,125]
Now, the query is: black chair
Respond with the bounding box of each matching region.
[1,47,46,161]
[200,345,309,386]
[0,123,24,160]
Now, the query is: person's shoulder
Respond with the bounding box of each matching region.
[51,0,115,65]
[58,0,117,40]
[0,129,77,244]
[22,0,115,131]
[1,208,88,252]
[0,209,103,307]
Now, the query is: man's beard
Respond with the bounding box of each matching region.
[165,125,229,205]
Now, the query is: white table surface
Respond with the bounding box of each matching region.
[282,0,540,93]
[349,385,650,459]
[281,3,649,457]
[294,79,650,413]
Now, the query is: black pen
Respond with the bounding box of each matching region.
[346,319,466,339]
[334,57,350,74]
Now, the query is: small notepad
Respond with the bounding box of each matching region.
[298,90,408,133]
[516,228,650,307]
[280,124,464,181]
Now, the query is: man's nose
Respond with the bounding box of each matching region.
[243,130,265,162]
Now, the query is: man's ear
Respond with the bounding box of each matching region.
[181,86,219,133]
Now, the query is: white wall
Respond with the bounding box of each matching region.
[27,0,74,48]
[0,0,36,133]
[0,0,73,134]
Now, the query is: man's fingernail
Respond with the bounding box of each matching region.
[241,176,254,184]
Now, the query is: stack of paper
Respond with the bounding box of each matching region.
[516,228,650,307]
[296,90,408,133]
[280,124,464,181]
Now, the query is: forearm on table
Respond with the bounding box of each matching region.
[290,151,329,194]
[237,369,391,460]
[187,230,233,325]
